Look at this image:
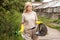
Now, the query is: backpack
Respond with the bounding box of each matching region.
[35,23,48,36]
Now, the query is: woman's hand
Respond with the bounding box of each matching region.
[19,24,24,33]
[36,21,43,24]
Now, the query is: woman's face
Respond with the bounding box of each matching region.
[26,5,32,11]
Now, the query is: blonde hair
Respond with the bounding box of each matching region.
[23,2,32,13]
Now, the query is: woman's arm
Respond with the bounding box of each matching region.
[21,14,25,24]
[19,14,25,33]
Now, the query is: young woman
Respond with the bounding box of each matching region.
[22,2,39,40]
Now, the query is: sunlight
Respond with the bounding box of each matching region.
[43,0,52,2]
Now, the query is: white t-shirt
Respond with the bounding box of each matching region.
[22,11,38,30]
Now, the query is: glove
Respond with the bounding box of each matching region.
[14,24,24,36]
[36,21,43,24]
[19,24,24,33]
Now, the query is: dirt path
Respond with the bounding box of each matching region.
[39,27,60,40]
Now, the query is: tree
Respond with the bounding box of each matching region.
[0,0,28,40]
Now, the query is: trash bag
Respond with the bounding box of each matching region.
[35,23,48,36]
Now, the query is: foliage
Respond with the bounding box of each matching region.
[0,0,29,12]
[53,19,60,24]
[38,16,60,31]
[0,0,29,40]
[0,7,23,40]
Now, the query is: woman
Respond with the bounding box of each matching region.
[22,2,39,40]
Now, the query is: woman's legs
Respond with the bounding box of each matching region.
[24,28,39,40]
[31,28,39,40]
[24,30,33,40]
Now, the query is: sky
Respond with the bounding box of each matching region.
[43,0,52,2]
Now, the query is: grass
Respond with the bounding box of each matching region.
[38,16,60,31]
[53,19,60,24]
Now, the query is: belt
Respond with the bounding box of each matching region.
[25,27,36,31]
[30,27,36,30]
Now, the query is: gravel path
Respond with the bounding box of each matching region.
[39,27,60,40]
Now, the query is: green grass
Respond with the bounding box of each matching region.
[53,19,60,23]
[38,16,60,31]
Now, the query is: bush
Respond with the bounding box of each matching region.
[0,0,29,40]
[0,7,24,40]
